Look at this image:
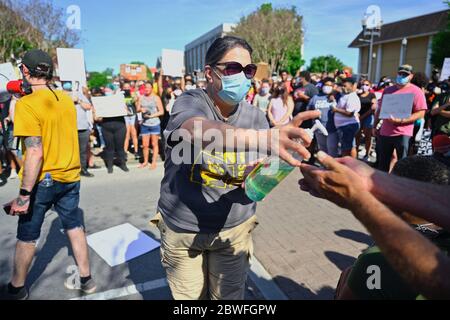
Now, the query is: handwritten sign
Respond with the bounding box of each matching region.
[440,58,450,82]
[91,93,128,118]
[379,93,414,120]
[57,48,87,87]
[161,49,184,77]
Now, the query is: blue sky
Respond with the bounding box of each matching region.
[55,0,448,73]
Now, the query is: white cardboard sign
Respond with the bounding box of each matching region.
[379,93,414,120]
[0,62,18,82]
[91,93,128,118]
[440,58,450,82]
[87,223,160,267]
[57,48,87,86]
[161,49,184,77]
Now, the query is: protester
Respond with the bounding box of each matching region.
[332,77,361,158]
[267,85,294,127]
[307,77,338,154]
[122,82,140,160]
[4,49,96,299]
[335,156,449,300]
[280,69,293,94]
[374,65,427,172]
[430,79,450,138]
[153,35,319,300]
[300,152,450,299]
[356,80,377,161]
[252,79,271,114]
[137,82,164,170]
[292,71,319,121]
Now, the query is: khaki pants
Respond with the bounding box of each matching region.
[150,213,258,300]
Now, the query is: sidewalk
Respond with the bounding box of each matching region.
[252,170,372,300]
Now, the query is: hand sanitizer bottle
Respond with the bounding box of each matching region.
[245,120,329,202]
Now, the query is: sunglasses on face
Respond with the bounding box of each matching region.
[214,61,258,79]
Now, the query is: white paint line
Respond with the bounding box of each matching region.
[70,278,168,300]
[249,257,288,300]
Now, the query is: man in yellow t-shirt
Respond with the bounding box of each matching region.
[4,49,96,300]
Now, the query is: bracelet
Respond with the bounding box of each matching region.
[19,189,32,197]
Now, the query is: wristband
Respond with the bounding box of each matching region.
[20,189,32,197]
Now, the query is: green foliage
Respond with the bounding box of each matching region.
[430,2,450,68]
[230,3,304,75]
[88,71,109,89]
[308,55,346,73]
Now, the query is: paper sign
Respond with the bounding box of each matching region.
[0,62,18,82]
[57,48,87,87]
[87,223,160,267]
[120,64,148,81]
[440,58,450,82]
[379,93,414,120]
[91,93,128,118]
[161,49,184,77]
[254,62,270,81]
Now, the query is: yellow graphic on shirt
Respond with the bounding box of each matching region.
[190,151,249,189]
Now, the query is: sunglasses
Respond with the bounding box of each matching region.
[214,61,258,79]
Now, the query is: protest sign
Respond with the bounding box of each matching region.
[120,64,148,81]
[0,63,18,102]
[91,93,128,118]
[379,93,414,120]
[161,49,184,77]
[87,223,160,267]
[440,58,450,82]
[57,48,87,87]
[254,62,270,81]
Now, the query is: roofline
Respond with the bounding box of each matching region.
[349,31,438,48]
[379,8,449,28]
[185,23,236,50]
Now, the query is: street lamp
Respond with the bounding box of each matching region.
[361,6,382,82]
[400,38,408,65]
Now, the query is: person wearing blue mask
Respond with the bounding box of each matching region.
[151,36,320,300]
[373,65,428,172]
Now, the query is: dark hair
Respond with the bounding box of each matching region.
[392,156,449,185]
[411,72,429,90]
[343,77,356,85]
[279,69,288,76]
[205,36,253,66]
[322,77,335,84]
[299,71,311,82]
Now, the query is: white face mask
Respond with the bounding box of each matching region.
[362,85,370,92]
[434,87,442,95]
[322,85,333,95]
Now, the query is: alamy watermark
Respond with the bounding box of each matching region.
[66,5,81,30]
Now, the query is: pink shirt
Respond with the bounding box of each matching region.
[270,97,291,125]
[380,84,427,137]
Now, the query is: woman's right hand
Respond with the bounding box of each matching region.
[269,110,321,167]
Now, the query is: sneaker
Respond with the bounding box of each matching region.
[107,167,113,174]
[80,169,95,178]
[118,164,129,172]
[9,171,18,180]
[5,283,29,300]
[134,153,140,160]
[64,277,97,294]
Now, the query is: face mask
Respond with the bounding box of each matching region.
[362,85,370,92]
[123,89,131,98]
[434,87,442,95]
[396,75,410,86]
[322,85,333,95]
[215,70,251,105]
[261,87,270,95]
[62,82,72,91]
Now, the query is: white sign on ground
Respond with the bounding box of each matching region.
[91,93,128,118]
[440,58,450,81]
[57,48,87,86]
[379,93,414,120]
[87,223,160,267]
[161,49,184,77]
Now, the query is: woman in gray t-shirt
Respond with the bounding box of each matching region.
[137,82,165,169]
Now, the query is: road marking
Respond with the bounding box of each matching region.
[70,278,168,300]
[249,257,288,300]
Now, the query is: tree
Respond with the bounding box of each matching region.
[0,0,80,62]
[430,1,450,68]
[88,71,109,89]
[230,3,304,75]
[308,55,346,73]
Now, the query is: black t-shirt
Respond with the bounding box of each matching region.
[359,93,376,116]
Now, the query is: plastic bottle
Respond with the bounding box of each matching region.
[41,173,54,188]
[245,120,329,202]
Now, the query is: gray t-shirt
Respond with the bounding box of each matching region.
[141,95,161,127]
[75,92,91,131]
[158,89,270,233]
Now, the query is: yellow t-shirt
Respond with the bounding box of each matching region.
[14,89,81,183]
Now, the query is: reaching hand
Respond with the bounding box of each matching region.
[270,110,321,167]
[299,152,375,209]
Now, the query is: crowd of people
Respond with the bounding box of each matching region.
[1,35,449,301]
